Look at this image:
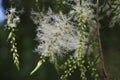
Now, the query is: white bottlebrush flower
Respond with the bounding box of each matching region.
[31,9,81,60]
[67,0,95,21]
[67,0,96,36]
[5,7,23,70]
[5,8,20,27]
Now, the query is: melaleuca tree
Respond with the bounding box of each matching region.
[0,0,120,80]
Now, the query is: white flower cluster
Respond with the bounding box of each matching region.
[66,0,95,21]
[5,8,20,27]
[31,9,80,58]
[66,0,96,34]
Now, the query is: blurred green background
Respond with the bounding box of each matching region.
[0,0,120,80]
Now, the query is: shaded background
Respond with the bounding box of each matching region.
[0,0,120,80]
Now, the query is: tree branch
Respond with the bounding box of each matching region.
[96,0,108,80]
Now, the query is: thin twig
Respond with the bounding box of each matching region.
[96,0,108,80]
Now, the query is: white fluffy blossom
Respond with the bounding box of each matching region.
[66,0,95,21]
[5,8,20,27]
[31,9,80,58]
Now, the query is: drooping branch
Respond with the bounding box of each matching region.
[96,0,108,80]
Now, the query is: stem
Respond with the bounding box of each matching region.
[96,0,108,80]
